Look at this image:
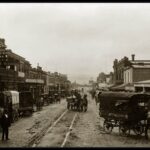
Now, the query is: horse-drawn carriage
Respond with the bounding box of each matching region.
[66,94,88,112]
[99,92,150,138]
[0,91,19,122]
[66,95,77,111]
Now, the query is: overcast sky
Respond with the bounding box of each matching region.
[0,3,150,84]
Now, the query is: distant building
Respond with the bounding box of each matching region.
[124,62,150,84]
[112,54,150,91]
[113,54,150,84]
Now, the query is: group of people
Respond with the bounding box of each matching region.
[0,108,11,141]
[69,88,88,111]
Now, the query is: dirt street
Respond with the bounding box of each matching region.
[65,94,150,147]
[0,99,67,147]
[0,93,150,147]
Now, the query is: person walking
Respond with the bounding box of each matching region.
[0,109,11,141]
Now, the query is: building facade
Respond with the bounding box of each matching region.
[0,38,71,101]
[112,54,150,91]
[0,38,30,91]
[124,64,150,84]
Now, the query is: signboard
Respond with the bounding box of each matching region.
[18,72,25,77]
[25,79,44,84]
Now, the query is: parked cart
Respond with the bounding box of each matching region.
[0,91,19,122]
[99,91,150,138]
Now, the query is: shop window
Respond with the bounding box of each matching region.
[145,87,150,92]
[135,87,143,92]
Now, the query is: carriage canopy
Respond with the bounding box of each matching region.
[99,92,150,118]
[99,92,150,103]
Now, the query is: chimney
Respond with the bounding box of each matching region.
[131,54,135,61]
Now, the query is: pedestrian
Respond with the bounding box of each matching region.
[83,94,88,106]
[40,96,44,107]
[0,109,11,141]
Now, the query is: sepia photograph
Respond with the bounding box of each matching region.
[0,2,150,147]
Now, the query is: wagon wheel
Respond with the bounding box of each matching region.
[103,120,113,133]
[133,122,144,136]
[119,124,129,136]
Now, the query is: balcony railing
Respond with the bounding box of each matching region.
[0,68,24,82]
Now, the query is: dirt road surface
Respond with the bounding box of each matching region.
[65,94,150,147]
[0,92,150,147]
[0,99,66,147]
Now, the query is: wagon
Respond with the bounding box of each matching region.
[99,91,150,138]
[66,96,78,111]
[66,94,88,112]
[0,91,19,122]
[18,91,34,116]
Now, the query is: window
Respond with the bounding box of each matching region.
[145,87,150,92]
[135,87,143,92]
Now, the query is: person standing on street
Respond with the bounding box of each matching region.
[0,109,11,141]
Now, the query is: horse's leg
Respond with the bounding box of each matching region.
[145,122,149,139]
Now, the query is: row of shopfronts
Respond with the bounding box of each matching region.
[0,38,71,100]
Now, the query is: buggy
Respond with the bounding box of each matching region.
[66,95,78,111]
[66,94,88,112]
[99,91,150,138]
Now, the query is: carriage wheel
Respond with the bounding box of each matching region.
[133,122,144,136]
[119,124,129,136]
[103,120,113,133]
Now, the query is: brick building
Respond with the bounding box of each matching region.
[124,62,150,84]
[0,38,30,91]
[47,72,71,95]
[0,38,71,100]
[112,54,150,91]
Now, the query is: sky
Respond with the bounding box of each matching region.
[0,3,150,84]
